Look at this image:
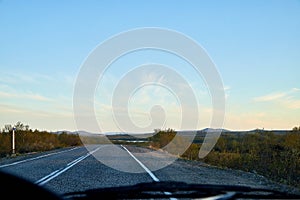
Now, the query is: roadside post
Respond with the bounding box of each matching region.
[12,127,16,155]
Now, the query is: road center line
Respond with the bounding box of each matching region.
[35,147,101,186]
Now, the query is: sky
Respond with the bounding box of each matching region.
[0,0,299,133]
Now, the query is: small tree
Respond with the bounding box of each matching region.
[3,124,12,132]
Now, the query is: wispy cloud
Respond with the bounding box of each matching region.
[253,88,300,109]
[281,98,300,109]
[223,85,231,100]
[0,71,53,84]
[253,92,287,102]
[0,91,52,102]
[0,104,76,131]
[292,88,300,92]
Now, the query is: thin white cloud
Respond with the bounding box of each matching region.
[0,104,25,113]
[281,98,300,109]
[0,91,52,101]
[0,103,69,118]
[0,104,76,131]
[253,88,300,109]
[0,71,53,84]
[292,88,300,92]
[253,92,287,102]
[223,85,231,100]
[224,85,231,91]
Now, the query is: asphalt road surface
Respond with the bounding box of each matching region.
[0,144,299,197]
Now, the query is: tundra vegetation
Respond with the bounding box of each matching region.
[149,127,300,189]
[0,121,82,157]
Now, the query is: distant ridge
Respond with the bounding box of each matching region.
[199,128,231,132]
[51,130,103,136]
[52,128,291,136]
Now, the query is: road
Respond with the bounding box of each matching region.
[0,144,299,197]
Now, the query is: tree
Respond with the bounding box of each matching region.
[2,124,12,132]
[292,126,299,132]
[14,121,24,131]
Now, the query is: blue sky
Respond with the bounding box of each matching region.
[0,0,299,132]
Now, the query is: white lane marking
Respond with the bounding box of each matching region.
[200,192,236,200]
[35,170,60,184]
[67,155,85,166]
[121,145,177,200]
[121,145,159,182]
[0,147,80,168]
[35,147,101,186]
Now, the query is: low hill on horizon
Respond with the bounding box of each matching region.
[52,127,292,137]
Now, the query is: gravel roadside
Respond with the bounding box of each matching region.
[125,145,300,195]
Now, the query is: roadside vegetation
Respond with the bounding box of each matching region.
[0,121,82,158]
[148,127,300,189]
[1,121,299,189]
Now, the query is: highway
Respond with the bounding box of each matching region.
[0,145,297,197]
